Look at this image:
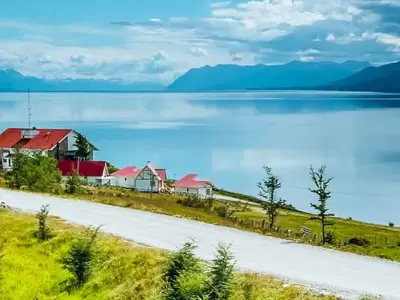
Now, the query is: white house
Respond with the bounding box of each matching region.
[111,163,167,192]
[0,127,97,171]
[174,174,215,199]
[57,160,113,185]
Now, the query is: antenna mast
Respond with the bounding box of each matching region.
[28,88,32,128]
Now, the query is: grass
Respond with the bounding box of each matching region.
[0,209,343,300]
[2,174,400,263]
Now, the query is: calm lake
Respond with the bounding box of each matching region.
[1,91,400,225]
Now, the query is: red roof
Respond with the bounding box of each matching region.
[0,128,72,150]
[57,161,107,177]
[112,165,167,181]
[156,169,167,181]
[111,166,141,177]
[174,174,215,189]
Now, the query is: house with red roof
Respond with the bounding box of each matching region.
[57,160,112,185]
[0,127,97,170]
[111,162,168,192]
[174,174,215,199]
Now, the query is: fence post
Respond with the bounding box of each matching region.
[262,219,266,229]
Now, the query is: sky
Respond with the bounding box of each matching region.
[0,0,399,84]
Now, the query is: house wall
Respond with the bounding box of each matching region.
[49,137,69,160]
[113,176,136,189]
[61,176,112,185]
[135,179,160,192]
[68,132,77,151]
[175,187,199,197]
[198,186,213,199]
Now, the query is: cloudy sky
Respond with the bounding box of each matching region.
[0,0,399,84]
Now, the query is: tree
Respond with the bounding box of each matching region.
[5,150,61,193]
[207,244,235,300]
[61,227,100,288]
[24,151,61,193]
[258,166,286,231]
[73,133,91,161]
[4,149,28,189]
[66,169,83,194]
[36,205,51,241]
[309,165,334,245]
[164,242,201,300]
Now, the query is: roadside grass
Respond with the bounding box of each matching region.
[0,209,341,300]
[2,175,400,263]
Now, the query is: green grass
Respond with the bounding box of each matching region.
[2,174,400,263]
[0,210,342,300]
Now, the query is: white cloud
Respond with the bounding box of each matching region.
[210,1,232,8]
[0,0,399,83]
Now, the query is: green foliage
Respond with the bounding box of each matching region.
[107,162,119,174]
[66,170,84,194]
[0,239,5,283]
[74,133,91,161]
[207,244,235,300]
[5,150,61,193]
[36,205,51,241]
[309,165,334,245]
[164,242,202,300]
[4,149,29,189]
[388,222,395,228]
[324,231,337,245]
[258,166,286,231]
[61,226,100,288]
[347,237,371,247]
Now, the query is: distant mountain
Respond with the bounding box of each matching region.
[167,61,371,91]
[0,69,165,92]
[323,61,400,93]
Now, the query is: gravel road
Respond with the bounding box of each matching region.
[1,188,400,300]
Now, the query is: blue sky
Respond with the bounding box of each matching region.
[0,0,399,84]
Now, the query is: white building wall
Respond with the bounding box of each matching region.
[135,179,160,192]
[198,186,213,199]
[113,176,136,189]
[175,187,199,197]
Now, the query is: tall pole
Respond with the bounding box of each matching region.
[28,88,32,128]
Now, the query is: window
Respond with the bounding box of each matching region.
[206,189,211,196]
[125,178,127,181]
[187,188,189,192]
[2,159,7,163]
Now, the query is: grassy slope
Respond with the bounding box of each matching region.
[1,173,399,262]
[65,186,400,262]
[0,210,340,300]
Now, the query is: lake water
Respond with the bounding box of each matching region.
[1,91,400,225]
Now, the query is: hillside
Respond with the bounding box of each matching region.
[0,69,164,92]
[168,61,371,91]
[324,61,400,93]
[1,210,339,300]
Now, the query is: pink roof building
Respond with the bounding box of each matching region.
[174,174,215,198]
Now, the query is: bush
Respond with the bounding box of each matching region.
[180,195,207,209]
[35,205,51,241]
[164,242,203,300]
[324,231,336,245]
[66,170,83,194]
[389,222,395,228]
[347,237,370,247]
[207,244,235,300]
[61,227,100,288]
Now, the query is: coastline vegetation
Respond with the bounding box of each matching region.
[0,209,343,300]
[0,152,399,263]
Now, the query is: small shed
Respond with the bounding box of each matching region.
[174,174,215,199]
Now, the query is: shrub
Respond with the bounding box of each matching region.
[207,244,235,300]
[66,170,83,194]
[164,242,203,300]
[324,231,336,245]
[347,237,370,247]
[36,204,51,241]
[61,226,100,288]
[180,195,207,209]
[389,222,395,228]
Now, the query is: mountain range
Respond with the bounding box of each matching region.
[167,61,372,91]
[0,69,164,92]
[323,61,400,93]
[1,60,399,93]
